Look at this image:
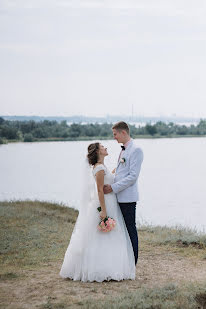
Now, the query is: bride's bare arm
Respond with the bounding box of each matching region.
[95,170,107,219]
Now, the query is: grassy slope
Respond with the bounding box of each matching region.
[0,201,206,309]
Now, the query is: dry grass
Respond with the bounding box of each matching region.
[0,200,206,309]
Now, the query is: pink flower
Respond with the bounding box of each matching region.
[97,217,116,232]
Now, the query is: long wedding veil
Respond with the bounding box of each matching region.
[68,157,97,255]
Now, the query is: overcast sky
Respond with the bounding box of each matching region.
[0,0,206,118]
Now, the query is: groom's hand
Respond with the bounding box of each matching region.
[103,184,113,194]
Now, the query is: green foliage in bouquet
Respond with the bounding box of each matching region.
[97,207,114,224]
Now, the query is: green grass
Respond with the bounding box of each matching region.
[0,200,78,270]
[139,225,206,249]
[37,284,206,309]
[1,200,206,269]
[1,200,206,309]
[0,272,19,280]
[75,283,206,309]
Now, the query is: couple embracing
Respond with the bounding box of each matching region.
[59,121,143,282]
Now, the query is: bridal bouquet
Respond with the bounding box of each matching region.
[97,207,116,232]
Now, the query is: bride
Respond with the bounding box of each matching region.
[59,142,135,282]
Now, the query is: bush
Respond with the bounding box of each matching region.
[0,137,7,144]
[0,117,5,125]
[145,124,157,135]
[24,133,34,142]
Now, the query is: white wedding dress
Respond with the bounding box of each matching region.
[59,164,135,282]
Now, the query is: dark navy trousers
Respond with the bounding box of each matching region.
[119,202,138,265]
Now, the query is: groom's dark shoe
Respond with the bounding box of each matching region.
[119,202,138,265]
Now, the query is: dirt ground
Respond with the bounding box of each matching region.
[1,246,206,309]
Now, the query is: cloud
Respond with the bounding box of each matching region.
[0,0,206,117]
[1,0,206,12]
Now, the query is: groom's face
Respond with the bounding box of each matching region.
[112,129,124,143]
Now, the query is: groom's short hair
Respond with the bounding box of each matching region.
[112,121,130,134]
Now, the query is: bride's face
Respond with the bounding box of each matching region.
[98,144,108,157]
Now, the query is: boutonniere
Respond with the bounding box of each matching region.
[120,157,126,164]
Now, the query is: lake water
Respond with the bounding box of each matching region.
[0,138,206,232]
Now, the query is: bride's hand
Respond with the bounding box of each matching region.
[100,210,107,220]
[112,168,116,174]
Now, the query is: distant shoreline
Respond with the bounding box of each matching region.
[2,134,206,144]
[1,118,206,144]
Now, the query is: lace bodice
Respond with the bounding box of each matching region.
[92,164,114,185]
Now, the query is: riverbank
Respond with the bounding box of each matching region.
[1,134,206,144]
[0,200,206,308]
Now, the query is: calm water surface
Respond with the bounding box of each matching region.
[0,138,206,231]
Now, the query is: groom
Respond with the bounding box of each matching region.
[103,121,143,265]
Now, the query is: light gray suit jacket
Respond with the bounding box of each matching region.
[111,140,143,203]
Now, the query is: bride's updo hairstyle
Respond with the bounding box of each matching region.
[87,142,100,166]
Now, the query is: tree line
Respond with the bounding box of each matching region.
[0,117,206,143]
